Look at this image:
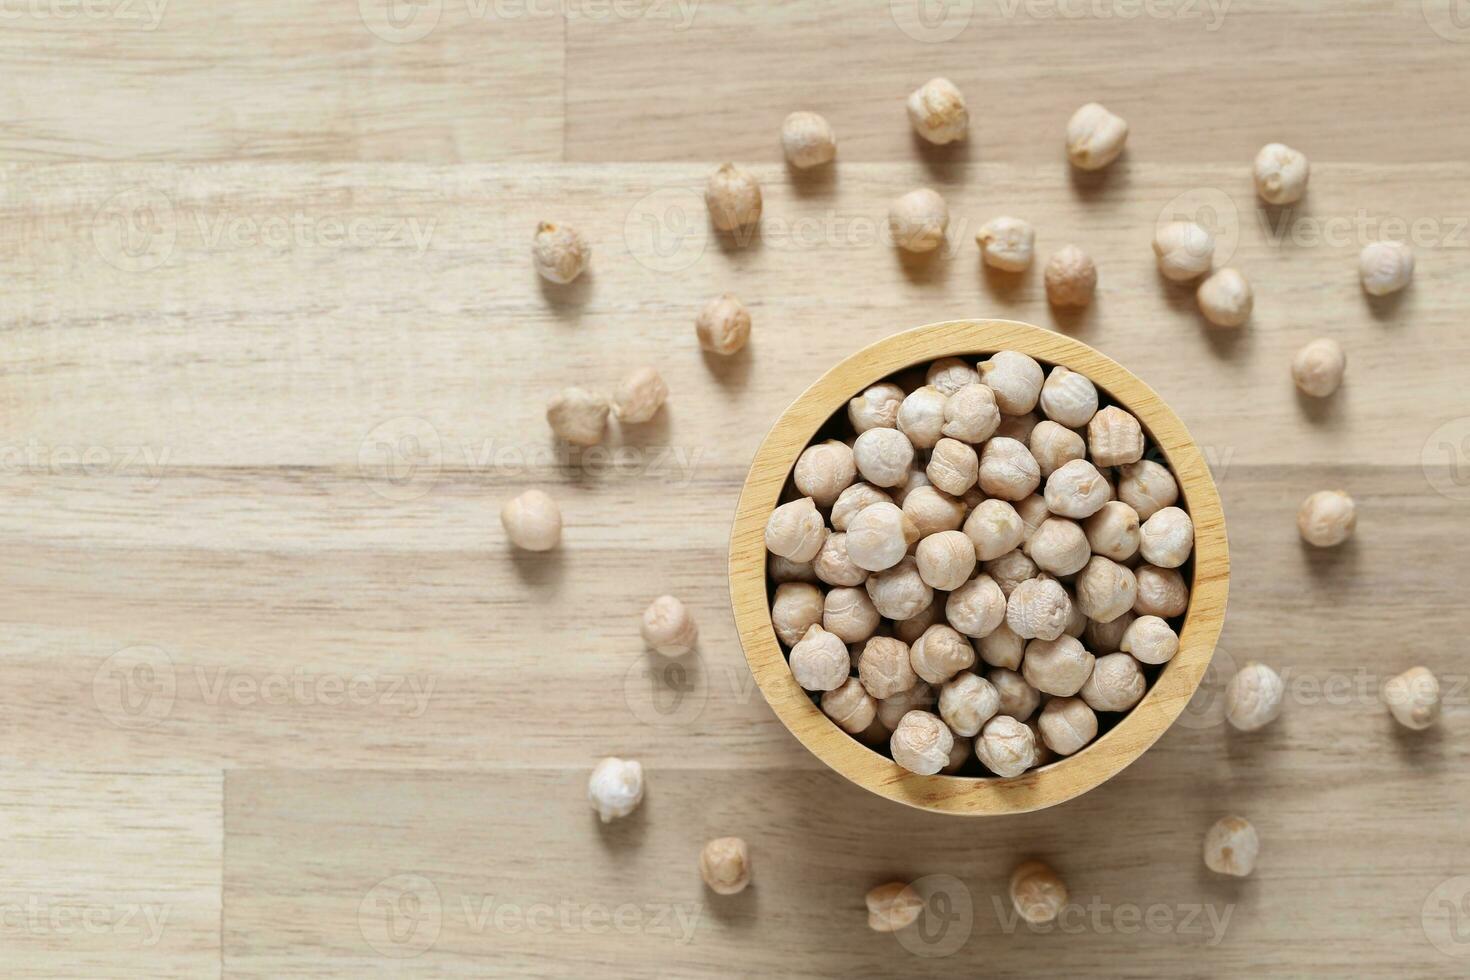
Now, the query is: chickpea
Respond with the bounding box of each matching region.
[1197,268,1253,328]
[823,586,881,644]
[1359,240,1413,296]
[1037,697,1097,756]
[1006,576,1073,641]
[876,680,937,730]
[903,485,967,538]
[1038,366,1098,428]
[788,624,851,692]
[846,501,918,572]
[1074,555,1138,623]
[696,293,752,355]
[1087,406,1145,468]
[866,881,924,932]
[865,556,934,620]
[770,581,824,647]
[980,351,1044,415]
[531,221,590,284]
[1383,666,1441,731]
[985,548,1039,597]
[1152,221,1214,282]
[1297,490,1355,548]
[1066,102,1128,170]
[889,188,949,253]
[857,636,918,700]
[946,574,1008,639]
[641,594,699,656]
[1119,615,1179,665]
[1139,506,1194,568]
[906,77,968,145]
[890,709,954,775]
[794,439,857,507]
[939,672,1001,738]
[764,497,829,562]
[1029,420,1086,478]
[705,163,762,233]
[1253,143,1309,205]
[976,216,1036,272]
[915,529,978,591]
[976,714,1036,777]
[1203,816,1258,877]
[1291,338,1345,398]
[1044,245,1097,307]
[814,532,868,588]
[820,677,878,734]
[1225,661,1284,731]
[1025,517,1091,577]
[700,837,752,895]
[926,356,979,395]
[831,482,893,531]
[848,382,905,433]
[1044,459,1110,519]
[781,111,836,169]
[978,623,1026,671]
[988,668,1041,721]
[926,438,980,496]
[546,387,610,447]
[500,489,562,552]
[1083,501,1141,562]
[979,437,1041,501]
[1133,565,1189,618]
[1080,652,1147,712]
[1117,460,1178,521]
[897,385,948,449]
[942,383,1002,442]
[909,623,976,685]
[853,427,917,488]
[964,499,1026,561]
[1023,635,1096,697]
[612,366,668,423]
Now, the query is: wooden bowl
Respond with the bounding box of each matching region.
[728,319,1229,815]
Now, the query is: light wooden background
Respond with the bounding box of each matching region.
[4,1,1469,976]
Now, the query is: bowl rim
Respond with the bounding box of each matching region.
[727,318,1229,816]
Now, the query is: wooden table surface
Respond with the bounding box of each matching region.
[4,2,1470,976]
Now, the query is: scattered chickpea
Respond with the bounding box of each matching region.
[1074,556,1138,624]
[989,668,1041,720]
[1080,652,1147,712]
[1083,500,1141,562]
[699,837,751,895]
[1087,406,1145,468]
[814,533,868,588]
[612,366,668,423]
[906,77,968,145]
[1044,245,1097,307]
[531,221,589,284]
[889,188,949,253]
[1120,615,1179,665]
[1297,490,1356,548]
[915,529,978,591]
[846,501,917,572]
[979,437,1042,501]
[1133,564,1189,618]
[823,586,882,644]
[865,556,934,621]
[1383,666,1441,731]
[1026,518,1091,577]
[641,595,699,656]
[853,427,918,487]
[926,357,979,395]
[1044,459,1110,519]
[858,636,918,700]
[1117,460,1178,521]
[794,439,857,507]
[939,672,1000,738]
[976,216,1036,272]
[1359,240,1414,296]
[866,882,924,932]
[946,574,1008,639]
[909,623,976,684]
[821,677,878,734]
[942,383,1002,442]
[848,382,905,433]
[1197,268,1253,328]
[587,757,644,823]
[1139,506,1194,568]
[1291,338,1345,398]
[1253,143,1309,205]
[765,497,829,562]
[547,387,610,446]
[781,111,836,169]
[832,482,893,530]
[789,624,851,692]
[695,293,752,356]
[1225,661,1284,731]
[500,489,562,552]
[890,709,955,775]
[1037,698,1097,756]
[976,714,1036,777]
[1006,576,1073,641]
[1023,635,1096,697]
[705,163,762,233]
[1152,221,1215,282]
[980,351,1044,415]
[1066,102,1128,170]
[1203,816,1258,877]
[1010,860,1069,924]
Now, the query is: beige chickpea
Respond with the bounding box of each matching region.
[995,412,1040,445]
[963,499,1025,561]
[770,581,824,648]
[705,162,762,233]
[1297,490,1355,548]
[946,574,1008,639]
[941,383,1002,443]
[1225,661,1284,731]
[943,733,972,774]
[821,677,878,734]
[1119,615,1178,665]
[846,501,917,572]
[977,623,1025,672]
[1080,652,1146,712]
[1065,102,1128,170]
[1087,406,1145,468]
[915,530,977,591]
[985,548,1040,597]
[531,221,590,284]
[1139,506,1194,568]
[814,533,867,588]
[1253,142,1309,205]
[976,714,1036,777]
[1133,565,1189,618]
[587,757,644,823]
[695,293,751,355]
[823,586,881,644]
[866,556,934,621]
[1015,494,1051,543]
[831,482,893,531]
[641,594,699,656]
[1203,816,1258,877]
[1026,517,1091,577]
[927,438,979,496]
[546,387,610,447]
[1023,635,1096,698]
[866,881,924,933]
[1038,367,1098,428]
[1043,459,1110,520]
[848,382,905,433]
[1029,421,1085,479]
[764,497,828,563]
[1197,268,1253,328]
[1153,221,1215,282]
[938,672,1001,738]
[980,351,1044,415]
[1038,697,1098,756]
[889,188,949,253]
[794,439,857,507]
[1044,245,1097,307]
[768,555,817,584]
[1383,666,1441,731]
[988,667,1040,720]
[1117,460,1178,521]
[897,385,947,449]
[700,837,751,895]
[903,485,966,538]
[926,356,979,396]
[612,366,668,423]
[890,709,954,775]
[1010,860,1069,924]
[1291,338,1346,398]
[1359,240,1414,296]
[892,467,932,506]
[976,215,1036,272]
[979,437,1041,501]
[1085,610,1135,654]
[788,624,850,692]
[894,602,942,645]
[781,110,836,169]
[852,427,917,488]
[906,77,968,145]
[1064,600,1088,640]
[500,489,562,552]
[1007,576,1073,641]
[1074,556,1138,623]
[877,680,936,730]
[1083,500,1140,561]
[858,636,918,700]
[909,623,976,685]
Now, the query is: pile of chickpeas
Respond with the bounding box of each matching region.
[763,350,1193,777]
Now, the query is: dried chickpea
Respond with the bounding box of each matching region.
[1025,718,1055,767]
[1029,421,1085,479]
[1203,816,1258,877]
[939,672,1001,737]
[979,623,1025,670]
[612,367,667,423]
[909,623,975,685]
[1133,565,1189,618]
[789,624,850,692]
[1037,697,1097,756]
[821,677,878,734]
[1010,860,1068,924]
[1023,635,1096,697]
[946,574,1008,639]
[1007,577,1073,641]
[1083,500,1141,561]
[1117,460,1178,521]
[988,668,1040,720]
[1080,652,1146,712]
[1066,102,1128,170]
[700,837,751,895]
[587,757,644,823]
[1015,495,1051,543]
[1153,221,1215,282]
[848,382,905,433]
[876,680,936,729]
[1225,661,1284,731]
[942,383,1002,442]
[847,501,917,571]
[1085,610,1134,654]
[985,548,1040,597]
[1120,615,1178,665]
[705,163,762,233]
[768,555,817,584]
[823,586,881,644]
[1026,517,1091,577]
[943,734,972,774]
[1197,268,1253,328]
[1044,245,1097,307]
[695,293,751,355]
[1038,367,1098,428]
[832,482,893,531]
[771,581,824,647]
[926,357,979,395]
[979,437,1041,501]
[1253,143,1309,205]
[892,467,932,506]
[1383,666,1440,730]
[906,77,968,145]
[927,438,979,496]
[813,533,868,588]
[976,215,1036,272]
[500,489,562,552]
[531,221,590,284]
[976,714,1036,777]
[1074,556,1138,623]
[853,427,917,488]
[764,497,828,562]
[1087,407,1144,468]
[964,499,1025,561]
[641,594,699,656]
[903,486,966,538]
[980,351,1044,415]
[891,709,954,775]
[894,602,941,645]
[915,530,978,591]
[858,636,917,700]
[546,387,610,447]
[889,188,949,253]
[996,412,1040,444]
[866,556,934,620]
[866,882,923,932]
[1291,338,1345,398]
[1044,459,1110,519]
[897,385,947,449]
[1139,506,1194,568]
[794,439,857,507]
[1359,240,1414,296]
[1297,490,1355,548]
[781,110,836,169]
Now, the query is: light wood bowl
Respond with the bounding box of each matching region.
[728,319,1229,816]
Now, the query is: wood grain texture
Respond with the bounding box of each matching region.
[4,1,1470,976]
